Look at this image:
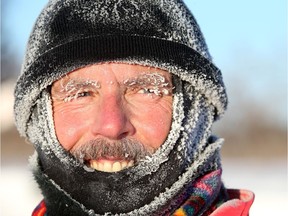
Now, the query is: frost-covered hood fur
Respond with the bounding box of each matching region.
[14,0,227,215]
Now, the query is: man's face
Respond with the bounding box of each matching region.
[51,63,173,172]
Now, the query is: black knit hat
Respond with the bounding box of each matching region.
[14,0,227,137]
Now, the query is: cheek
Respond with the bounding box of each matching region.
[53,110,88,150]
[147,112,172,147]
[134,103,172,149]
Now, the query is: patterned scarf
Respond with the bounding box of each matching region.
[164,169,227,216]
[32,169,227,216]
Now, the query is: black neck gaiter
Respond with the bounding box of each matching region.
[32,135,222,216]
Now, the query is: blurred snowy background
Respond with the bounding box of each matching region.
[1,0,287,215]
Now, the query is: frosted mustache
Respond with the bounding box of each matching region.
[71,138,154,163]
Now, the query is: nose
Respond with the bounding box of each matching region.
[90,94,135,140]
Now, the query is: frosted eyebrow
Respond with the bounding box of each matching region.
[123,72,172,88]
[51,77,101,102]
[58,78,101,94]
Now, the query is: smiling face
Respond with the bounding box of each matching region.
[51,63,173,172]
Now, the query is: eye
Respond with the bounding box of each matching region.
[135,87,171,97]
[137,88,155,94]
[76,91,91,98]
[64,91,93,102]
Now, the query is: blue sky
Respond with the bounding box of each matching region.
[3,0,287,126]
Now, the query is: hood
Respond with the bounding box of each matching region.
[14,0,227,214]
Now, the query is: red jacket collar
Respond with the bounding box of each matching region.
[210,189,255,216]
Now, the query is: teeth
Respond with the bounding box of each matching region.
[128,161,134,167]
[97,162,103,171]
[89,160,134,172]
[103,162,111,172]
[91,161,98,170]
[112,162,122,172]
[121,161,128,169]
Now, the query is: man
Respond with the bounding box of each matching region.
[14,0,254,215]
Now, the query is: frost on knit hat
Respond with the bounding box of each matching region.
[14,0,228,215]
